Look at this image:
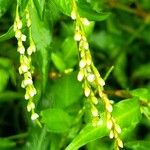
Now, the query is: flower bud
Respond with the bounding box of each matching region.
[91,106,99,117]
[79,59,87,68]
[31,113,39,120]
[21,34,26,42]
[84,86,90,97]
[77,70,84,81]
[27,102,35,112]
[71,10,76,20]
[109,130,114,139]
[87,73,95,82]
[17,46,25,54]
[74,32,82,41]
[15,30,22,39]
[81,18,90,26]
[117,138,123,148]
[107,119,113,129]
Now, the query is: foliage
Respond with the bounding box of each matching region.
[0,0,150,150]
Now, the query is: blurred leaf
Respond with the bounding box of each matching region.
[0,91,23,102]
[132,63,150,79]
[30,2,51,92]
[51,52,66,72]
[0,69,9,92]
[125,141,150,150]
[113,52,128,88]
[61,37,78,68]
[33,0,45,19]
[0,58,16,86]
[66,98,141,150]
[131,88,150,100]
[113,98,141,129]
[53,0,72,16]
[47,72,82,108]
[77,0,110,21]
[0,0,12,18]
[0,26,14,42]
[0,139,15,149]
[41,108,72,133]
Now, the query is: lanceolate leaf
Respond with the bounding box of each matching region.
[29,3,52,92]
[77,0,110,21]
[47,72,82,108]
[125,141,150,150]
[65,98,141,150]
[0,26,14,42]
[41,108,73,133]
[53,0,72,16]
[0,0,12,18]
[33,0,46,19]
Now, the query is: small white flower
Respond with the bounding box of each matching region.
[79,59,86,68]
[117,138,123,148]
[91,96,98,105]
[27,20,31,27]
[22,78,33,87]
[17,21,23,29]
[81,18,90,26]
[106,103,113,112]
[115,124,122,134]
[15,30,22,39]
[91,107,99,117]
[74,32,82,41]
[31,113,39,120]
[17,46,25,54]
[71,10,76,20]
[84,86,90,97]
[25,93,29,100]
[77,70,84,81]
[98,78,105,86]
[83,41,89,50]
[21,34,26,42]
[107,119,113,129]
[87,74,95,82]
[27,102,35,112]
[19,65,28,74]
[109,130,114,139]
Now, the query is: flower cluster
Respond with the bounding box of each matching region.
[13,4,38,121]
[71,0,123,149]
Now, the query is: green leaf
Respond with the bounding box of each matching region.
[65,121,108,150]
[47,72,82,108]
[0,91,23,102]
[29,2,52,92]
[132,63,150,79]
[0,69,9,92]
[33,0,45,19]
[125,141,150,150]
[131,88,150,100]
[61,37,78,68]
[53,0,72,16]
[0,139,15,149]
[77,0,110,21]
[0,26,14,42]
[65,98,141,150]
[0,0,12,18]
[51,52,66,72]
[113,52,128,88]
[41,108,72,133]
[112,98,141,128]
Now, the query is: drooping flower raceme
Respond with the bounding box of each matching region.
[71,0,123,149]
[13,2,39,123]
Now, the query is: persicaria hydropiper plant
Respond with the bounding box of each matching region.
[1,0,148,149]
[13,0,40,124]
[71,0,123,149]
